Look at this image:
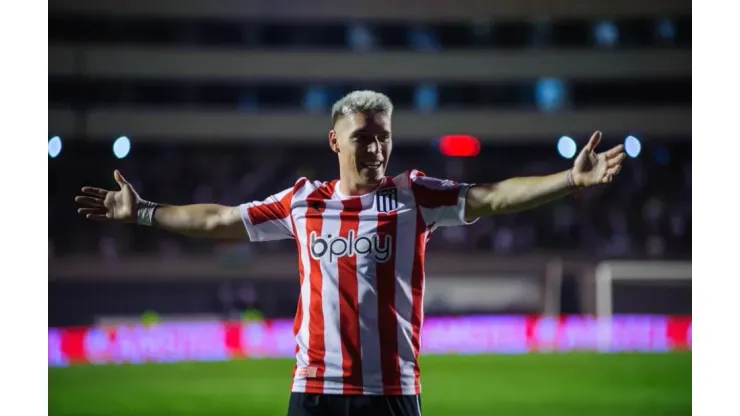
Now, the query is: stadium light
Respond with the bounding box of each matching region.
[414,84,438,112]
[303,86,328,112]
[347,24,376,52]
[439,135,480,157]
[48,136,62,158]
[624,135,641,158]
[113,136,131,159]
[594,20,619,47]
[535,78,567,112]
[557,136,577,159]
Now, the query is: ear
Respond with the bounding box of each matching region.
[328,130,340,154]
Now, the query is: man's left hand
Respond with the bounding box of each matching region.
[571,131,626,187]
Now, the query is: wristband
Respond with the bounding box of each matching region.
[566,169,577,188]
[137,200,159,226]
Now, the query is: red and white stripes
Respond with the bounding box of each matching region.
[240,170,475,395]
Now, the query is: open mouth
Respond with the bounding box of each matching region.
[361,161,383,169]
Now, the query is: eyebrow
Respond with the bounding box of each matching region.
[350,128,391,137]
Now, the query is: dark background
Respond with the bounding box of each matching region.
[48,0,691,327]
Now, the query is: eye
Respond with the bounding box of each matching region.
[353,132,391,142]
[353,132,373,142]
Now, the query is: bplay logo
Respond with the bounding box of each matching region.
[309,230,392,262]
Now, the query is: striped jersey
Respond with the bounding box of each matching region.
[239,169,476,395]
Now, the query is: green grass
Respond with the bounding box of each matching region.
[49,353,691,416]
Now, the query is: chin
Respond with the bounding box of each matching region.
[360,170,385,184]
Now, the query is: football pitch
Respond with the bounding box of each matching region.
[49,352,691,416]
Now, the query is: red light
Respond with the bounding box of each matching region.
[439,135,481,157]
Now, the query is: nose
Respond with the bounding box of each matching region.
[367,136,382,153]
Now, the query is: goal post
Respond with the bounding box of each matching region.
[595,261,692,317]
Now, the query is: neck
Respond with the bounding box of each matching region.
[338,173,382,196]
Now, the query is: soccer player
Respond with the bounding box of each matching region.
[75,91,625,416]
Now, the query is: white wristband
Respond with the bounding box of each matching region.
[137,200,159,226]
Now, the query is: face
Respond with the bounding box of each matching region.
[329,112,392,187]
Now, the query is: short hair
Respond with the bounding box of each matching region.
[331,90,393,125]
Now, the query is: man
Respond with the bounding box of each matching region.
[75,90,625,416]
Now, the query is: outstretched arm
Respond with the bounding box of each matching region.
[151,204,247,239]
[464,131,626,220]
[465,170,576,218]
[75,170,249,240]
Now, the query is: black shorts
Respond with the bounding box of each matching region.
[287,392,422,416]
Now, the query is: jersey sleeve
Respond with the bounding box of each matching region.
[409,169,478,229]
[239,178,306,242]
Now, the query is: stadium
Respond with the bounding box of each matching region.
[49,0,691,415]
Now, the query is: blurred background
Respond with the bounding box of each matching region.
[48,0,691,415]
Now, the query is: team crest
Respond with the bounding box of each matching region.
[376,188,399,213]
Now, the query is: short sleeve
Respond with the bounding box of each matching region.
[239,179,306,242]
[409,170,478,230]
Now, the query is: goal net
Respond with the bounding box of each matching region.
[595,261,691,317]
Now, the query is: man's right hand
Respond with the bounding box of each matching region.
[75,170,139,222]
[76,170,248,239]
